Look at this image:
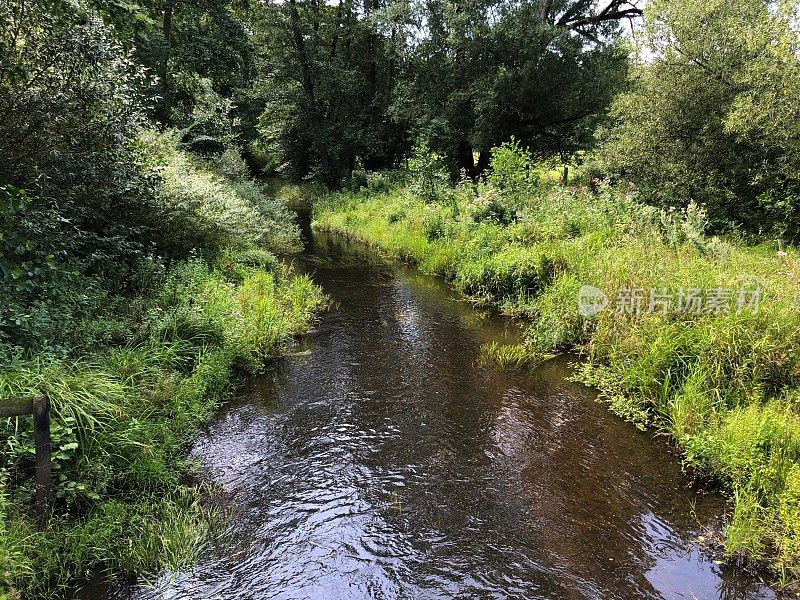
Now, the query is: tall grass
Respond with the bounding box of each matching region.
[0,248,325,597]
[134,130,303,258]
[314,163,800,584]
[0,250,325,598]
[0,138,327,598]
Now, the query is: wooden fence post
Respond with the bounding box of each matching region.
[0,395,51,523]
[32,395,51,523]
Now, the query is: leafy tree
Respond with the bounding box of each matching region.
[87,0,256,148]
[0,0,152,271]
[248,0,639,182]
[597,0,800,238]
[247,0,409,183]
[397,0,636,176]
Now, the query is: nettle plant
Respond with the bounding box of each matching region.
[0,186,56,296]
[0,185,66,357]
[487,138,535,197]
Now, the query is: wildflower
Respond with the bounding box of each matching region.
[777,250,788,258]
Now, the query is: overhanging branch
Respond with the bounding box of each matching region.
[555,1,643,31]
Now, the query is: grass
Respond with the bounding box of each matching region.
[0,251,325,598]
[313,162,800,585]
[135,131,303,257]
[0,133,327,598]
[0,250,325,598]
[261,179,328,212]
[478,341,554,370]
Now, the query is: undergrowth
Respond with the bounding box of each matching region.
[0,133,326,598]
[0,251,325,598]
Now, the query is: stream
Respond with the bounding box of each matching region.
[88,218,776,599]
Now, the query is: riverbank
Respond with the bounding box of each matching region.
[313,169,800,585]
[1,254,325,599]
[94,227,773,599]
[0,136,326,599]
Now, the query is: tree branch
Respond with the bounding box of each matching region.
[556,0,643,31]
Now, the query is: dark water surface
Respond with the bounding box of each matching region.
[90,224,776,600]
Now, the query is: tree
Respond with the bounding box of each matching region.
[247,0,639,181]
[248,0,407,183]
[88,0,256,148]
[597,0,800,238]
[0,0,151,269]
[397,0,636,176]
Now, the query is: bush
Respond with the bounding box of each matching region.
[135,130,302,258]
[487,138,535,197]
[408,140,450,203]
[367,170,409,193]
[594,0,800,239]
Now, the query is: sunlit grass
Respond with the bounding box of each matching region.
[0,249,326,598]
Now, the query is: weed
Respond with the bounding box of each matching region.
[0,248,325,597]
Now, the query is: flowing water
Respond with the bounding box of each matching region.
[88,220,776,600]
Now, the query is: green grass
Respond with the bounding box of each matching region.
[0,251,326,598]
[135,131,303,257]
[0,254,326,597]
[478,341,554,370]
[0,127,328,598]
[314,172,800,585]
[261,179,328,212]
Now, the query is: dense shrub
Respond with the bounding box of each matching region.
[1,20,315,590]
[134,130,301,258]
[0,0,153,276]
[408,140,451,203]
[594,0,800,239]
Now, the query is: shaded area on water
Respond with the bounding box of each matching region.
[89,221,775,599]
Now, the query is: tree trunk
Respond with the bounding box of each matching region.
[344,4,354,61]
[330,0,344,57]
[310,0,320,32]
[538,0,553,23]
[288,0,333,182]
[364,0,379,98]
[457,138,475,177]
[159,0,175,121]
[385,26,395,111]
[474,149,490,178]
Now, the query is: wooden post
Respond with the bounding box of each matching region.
[32,395,51,523]
[0,397,33,418]
[0,395,51,523]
